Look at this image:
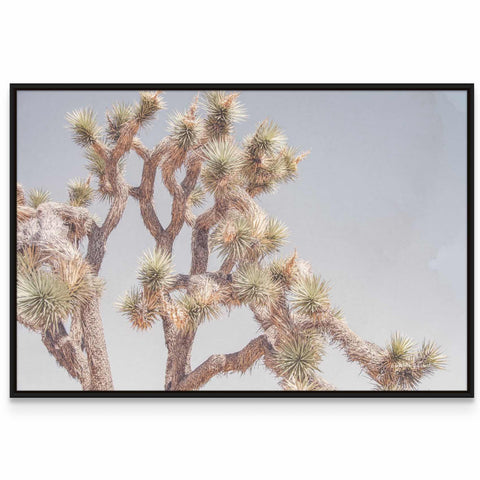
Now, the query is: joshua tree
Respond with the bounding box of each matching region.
[16,91,445,391]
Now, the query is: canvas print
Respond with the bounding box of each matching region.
[12,86,472,395]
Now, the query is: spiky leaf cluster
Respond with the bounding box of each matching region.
[137,249,175,292]
[282,377,321,391]
[203,91,245,139]
[187,186,206,208]
[177,280,224,329]
[211,213,288,263]
[27,188,51,208]
[378,335,445,390]
[66,108,102,147]
[118,287,160,330]
[84,149,126,201]
[233,264,280,306]
[245,121,286,158]
[85,149,126,177]
[268,253,299,287]
[17,247,44,277]
[416,341,446,372]
[106,103,134,142]
[201,140,242,194]
[290,275,330,316]
[273,332,324,382]
[386,333,415,363]
[134,91,165,126]
[56,256,103,308]
[67,178,94,207]
[242,146,307,196]
[17,269,72,332]
[167,110,202,151]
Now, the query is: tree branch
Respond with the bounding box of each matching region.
[176,335,270,391]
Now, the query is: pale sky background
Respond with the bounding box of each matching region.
[16,89,468,391]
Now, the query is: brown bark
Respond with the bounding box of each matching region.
[41,323,91,390]
[177,335,270,391]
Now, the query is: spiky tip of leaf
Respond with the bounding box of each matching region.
[261,217,288,255]
[417,341,446,371]
[57,256,103,308]
[106,103,134,142]
[273,332,324,382]
[187,186,206,209]
[68,178,94,207]
[66,108,102,147]
[290,275,330,317]
[167,110,202,151]
[386,333,415,363]
[177,280,223,329]
[134,91,165,126]
[233,264,280,306]
[17,270,72,332]
[245,120,286,157]
[282,377,321,391]
[137,249,175,291]
[117,287,159,331]
[27,188,51,209]
[211,216,255,262]
[269,253,298,287]
[211,213,287,263]
[203,91,245,139]
[201,140,242,194]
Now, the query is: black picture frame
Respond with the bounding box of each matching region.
[10,83,474,398]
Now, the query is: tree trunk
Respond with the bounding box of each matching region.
[80,297,114,390]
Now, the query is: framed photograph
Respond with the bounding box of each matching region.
[11,84,473,397]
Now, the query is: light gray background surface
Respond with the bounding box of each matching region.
[16,90,467,391]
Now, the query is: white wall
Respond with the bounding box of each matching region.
[1,2,477,479]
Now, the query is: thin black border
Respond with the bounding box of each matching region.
[10,84,474,398]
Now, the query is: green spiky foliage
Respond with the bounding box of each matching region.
[233,264,280,306]
[17,269,73,332]
[106,103,134,142]
[416,341,446,374]
[187,186,206,208]
[201,140,242,194]
[386,333,415,363]
[137,249,175,292]
[17,247,44,276]
[203,91,245,139]
[241,144,307,196]
[168,110,202,151]
[117,287,160,330]
[268,253,299,287]
[134,91,165,126]
[84,149,126,202]
[211,213,287,264]
[244,120,286,158]
[85,149,127,177]
[282,377,321,391]
[211,215,255,262]
[273,332,324,382]
[178,280,223,329]
[56,256,103,309]
[27,188,51,208]
[66,108,102,147]
[290,275,330,317]
[260,217,288,255]
[67,178,94,207]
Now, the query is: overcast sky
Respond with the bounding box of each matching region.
[16,89,467,391]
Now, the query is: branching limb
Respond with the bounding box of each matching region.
[176,335,270,391]
[41,321,91,389]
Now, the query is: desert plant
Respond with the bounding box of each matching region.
[16,91,445,391]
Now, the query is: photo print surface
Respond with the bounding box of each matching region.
[12,86,471,396]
